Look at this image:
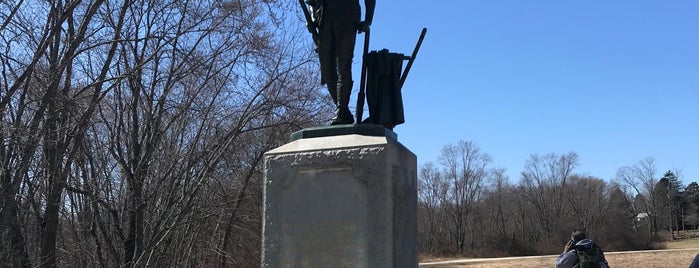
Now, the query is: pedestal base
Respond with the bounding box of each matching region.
[262,128,417,268]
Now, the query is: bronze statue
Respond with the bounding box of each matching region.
[302,0,375,125]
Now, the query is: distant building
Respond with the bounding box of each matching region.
[636,212,649,222]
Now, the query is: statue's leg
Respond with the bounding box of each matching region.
[330,22,357,125]
[318,22,338,104]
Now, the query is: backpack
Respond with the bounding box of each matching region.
[574,243,610,268]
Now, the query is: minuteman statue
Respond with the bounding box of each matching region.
[304,0,375,125]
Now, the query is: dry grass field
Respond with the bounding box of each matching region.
[420,238,699,268]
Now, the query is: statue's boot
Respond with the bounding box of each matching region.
[330,82,354,125]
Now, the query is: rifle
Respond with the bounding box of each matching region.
[355,28,371,123]
[298,0,319,50]
[399,28,427,90]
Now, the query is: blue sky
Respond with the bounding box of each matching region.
[349,1,698,184]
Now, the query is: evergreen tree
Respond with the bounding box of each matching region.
[655,171,684,237]
[602,186,638,250]
[683,182,699,229]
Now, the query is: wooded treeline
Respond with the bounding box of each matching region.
[1,0,330,267]
[417,140,699,257]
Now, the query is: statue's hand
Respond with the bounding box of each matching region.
[357,21,371,33]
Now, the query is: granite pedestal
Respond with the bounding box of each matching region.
[262,125,417,268]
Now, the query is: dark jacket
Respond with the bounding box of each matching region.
[555,239,597,268]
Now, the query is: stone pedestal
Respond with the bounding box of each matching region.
[262,125,417,268]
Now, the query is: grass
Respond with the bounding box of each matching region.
[664,237,699,249]
[420,238,699,268]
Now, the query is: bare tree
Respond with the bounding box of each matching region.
[1,0,330,267]
[438,140,492,254]
[415,147,675,256]
[483,168,513,237]
[616,157,659,235]
[565,175,610,235]
[1,0,126,266]
[94,0,328,266]
[519,152,578,245]
[417,162,446,253]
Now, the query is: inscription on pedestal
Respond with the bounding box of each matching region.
[278,168,368,267]
[263,133,418,268]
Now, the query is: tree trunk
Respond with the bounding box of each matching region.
[124,178,145,267]
[40,180,64,268]
[1,182,31,268]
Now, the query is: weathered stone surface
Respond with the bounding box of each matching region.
[262,133,417,268]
